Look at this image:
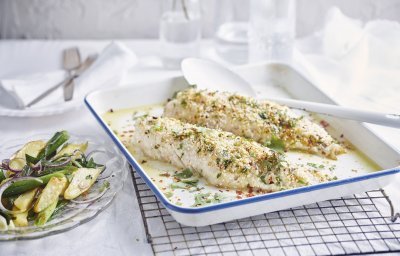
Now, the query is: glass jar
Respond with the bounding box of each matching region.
[213,0,249,64]
[248,0,296,63]
[159,0,202,69]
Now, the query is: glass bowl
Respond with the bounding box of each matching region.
[0,133,127,240]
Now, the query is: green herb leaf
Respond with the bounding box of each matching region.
[297,177,308,185]
[258,112,267,119]
[181,179,198,186]
[264,136,285,152]
[164,191,173,198]
[174,168,193,179]
[307,162,324,169]
[170,178,199,190]
[192,192,224,207]
[193,193,211,206]
[100,181,110,192]
[25,154,38,165]
[260,174,267,184]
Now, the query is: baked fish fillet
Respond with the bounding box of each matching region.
[164,88,345,159]
[133,117,332,192]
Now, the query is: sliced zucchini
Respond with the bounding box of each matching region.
[55,142,88,160]
[63,167,102,200]
[8,158,26,171]
[8,219,15,230]
[14,188,38,212]
[34,176,68,213]
[0,215,8,231]
[12,140,46,160]
[12,206,28,227]
[35,199,58,226]
[8,140,46,174]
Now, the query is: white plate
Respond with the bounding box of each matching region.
[0,96,82,117]
[85,62,400,226]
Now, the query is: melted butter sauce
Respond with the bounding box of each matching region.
[102,104,380,208]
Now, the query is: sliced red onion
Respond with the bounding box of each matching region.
[97,173,113,180]
[70,186,109,204]
[72,149,85,158]
[0,177,43,214]
[31,161,43,172]
[1,159,10,169]
[86,150,107,160]
[7,158,26,173]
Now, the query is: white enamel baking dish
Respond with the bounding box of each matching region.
[85,63,400,226]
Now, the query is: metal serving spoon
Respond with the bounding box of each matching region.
[181,58,400,128]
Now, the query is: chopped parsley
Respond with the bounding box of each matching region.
[100,180,110,192]
[297,177,308,185]
[170,182,187,189]
[260,174,268,184]
[307,162,325,169]
[258,112,267,119]
[223,159,233,169]
[164,191,173,198]
[170,179,198,190]
[192,193,224,207]
[174,168,193,179]
[85,174,93,180]
[153,125,163,132]
[264,136,285,152]
[181,179,199,186]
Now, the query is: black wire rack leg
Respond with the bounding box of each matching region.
[381,189,400,222]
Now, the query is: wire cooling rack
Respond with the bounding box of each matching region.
[130,169,400,256]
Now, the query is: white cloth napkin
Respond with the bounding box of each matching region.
[295,7,400,113]
[0,41,137,109]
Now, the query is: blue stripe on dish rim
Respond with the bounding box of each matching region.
[84,96,400,215]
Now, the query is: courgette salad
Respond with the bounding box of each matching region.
[0,131,109,230]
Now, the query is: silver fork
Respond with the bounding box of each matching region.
[63,48,81,101]
[25,51,97,108]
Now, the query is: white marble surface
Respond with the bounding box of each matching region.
[0,39,399,256]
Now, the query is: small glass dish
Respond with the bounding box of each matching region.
[0,133,127,240]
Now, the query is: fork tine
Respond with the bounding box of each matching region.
[63,47,81,70]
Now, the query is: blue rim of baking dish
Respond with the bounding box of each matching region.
[84,96,400,215]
